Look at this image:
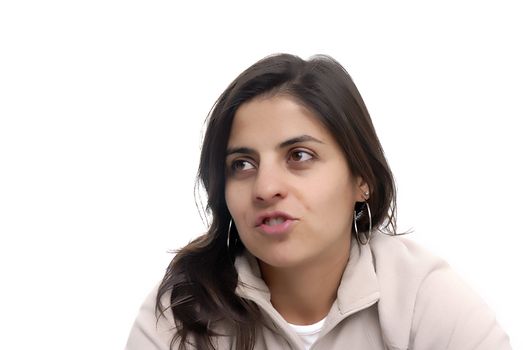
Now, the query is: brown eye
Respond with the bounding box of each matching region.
[289,150,314,162]
[231,159,255,172]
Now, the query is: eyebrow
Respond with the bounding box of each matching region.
[226,134,324,156]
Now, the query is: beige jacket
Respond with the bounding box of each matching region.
[126,234,511,349]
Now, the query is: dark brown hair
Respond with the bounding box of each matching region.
[157,53,397,349]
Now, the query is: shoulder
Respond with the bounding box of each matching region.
[125,284,181,350]
[368,233,511,349]
[124,283,234,350]
[369,232,445,273]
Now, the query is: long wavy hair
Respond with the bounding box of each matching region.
[156,53,397,349]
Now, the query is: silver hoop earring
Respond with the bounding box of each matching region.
[227,219,233,252]
[354,201,372,245]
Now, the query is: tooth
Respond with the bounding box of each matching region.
[268,217,284,226]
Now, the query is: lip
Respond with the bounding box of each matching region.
[255,211,297,235]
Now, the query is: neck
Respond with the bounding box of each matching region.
[259,239,351,325]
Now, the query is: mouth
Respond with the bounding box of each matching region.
[262,217,287,226]
[255,211,297,235]
[255,211,295,226]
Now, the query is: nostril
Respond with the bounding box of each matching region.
[255,191,284,203]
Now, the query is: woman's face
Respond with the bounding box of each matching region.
[225,95,367,269]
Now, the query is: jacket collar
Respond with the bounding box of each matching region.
[333,238,380,315]
[234,238,380,333]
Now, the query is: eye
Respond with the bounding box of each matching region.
[230,159,255,173]
[288,149,314,163]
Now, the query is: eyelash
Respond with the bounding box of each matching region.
[228,149,316,174]
[230,159,255,173]
[288,149,314,162]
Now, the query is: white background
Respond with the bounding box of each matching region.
[1,1,521,349]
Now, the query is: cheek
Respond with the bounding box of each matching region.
[308,176,356,223]
[225,184,255,247]
[225,182,248,221]
[224,184,236,216]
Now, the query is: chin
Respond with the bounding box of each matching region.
[254,251,307,269]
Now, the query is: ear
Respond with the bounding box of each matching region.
[355,177,370,202]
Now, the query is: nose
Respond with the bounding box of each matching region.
[253,161,288,204]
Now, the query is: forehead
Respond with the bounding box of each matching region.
[228,95,334,147]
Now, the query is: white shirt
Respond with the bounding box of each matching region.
[288,317,326,350]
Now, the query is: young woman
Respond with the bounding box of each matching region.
[125,54,511,350]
